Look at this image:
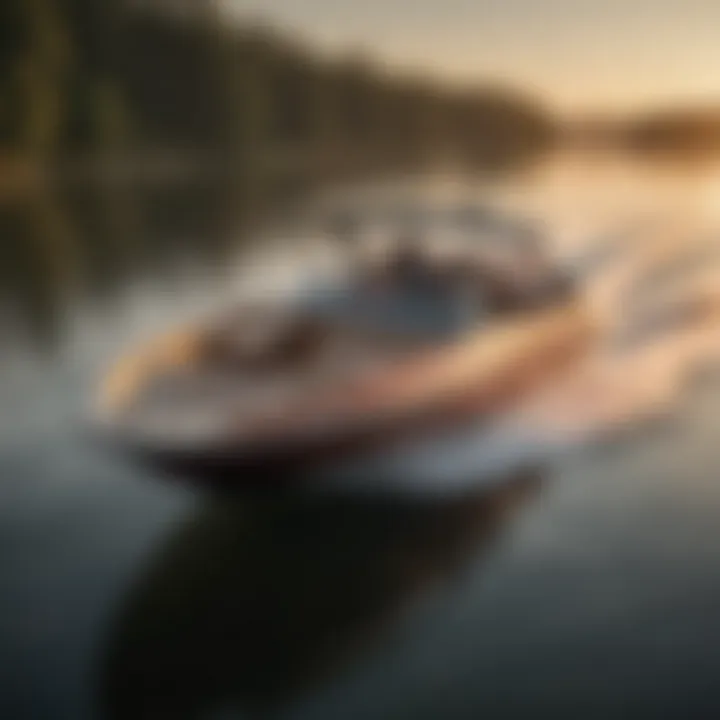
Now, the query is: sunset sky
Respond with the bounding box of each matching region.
[225,0,720,115]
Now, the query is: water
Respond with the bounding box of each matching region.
[5,151,720,719]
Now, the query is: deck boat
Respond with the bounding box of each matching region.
[95,215,593,485]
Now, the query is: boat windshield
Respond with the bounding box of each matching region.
[302,249,490,341]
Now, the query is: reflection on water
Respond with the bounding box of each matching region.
[0,170,305,350]
[101,470,542,719]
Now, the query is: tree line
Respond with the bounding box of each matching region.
[0,0,555,174]
[624,108,720,156]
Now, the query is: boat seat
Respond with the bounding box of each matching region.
[201,314,333,373]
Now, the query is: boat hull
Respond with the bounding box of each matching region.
[98,300,593,489]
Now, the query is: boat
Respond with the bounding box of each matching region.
[95,219,593,485]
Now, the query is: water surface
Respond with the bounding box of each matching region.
[4,153,720,719]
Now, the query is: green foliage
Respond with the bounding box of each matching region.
[16,0,73,156]
[0,1,554,169]
[91,79,133,152]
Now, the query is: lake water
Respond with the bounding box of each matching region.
[5,151,720,719]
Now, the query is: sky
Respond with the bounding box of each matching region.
[224,0,720,116]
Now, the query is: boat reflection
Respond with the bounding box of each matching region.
[101,469,544,719]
